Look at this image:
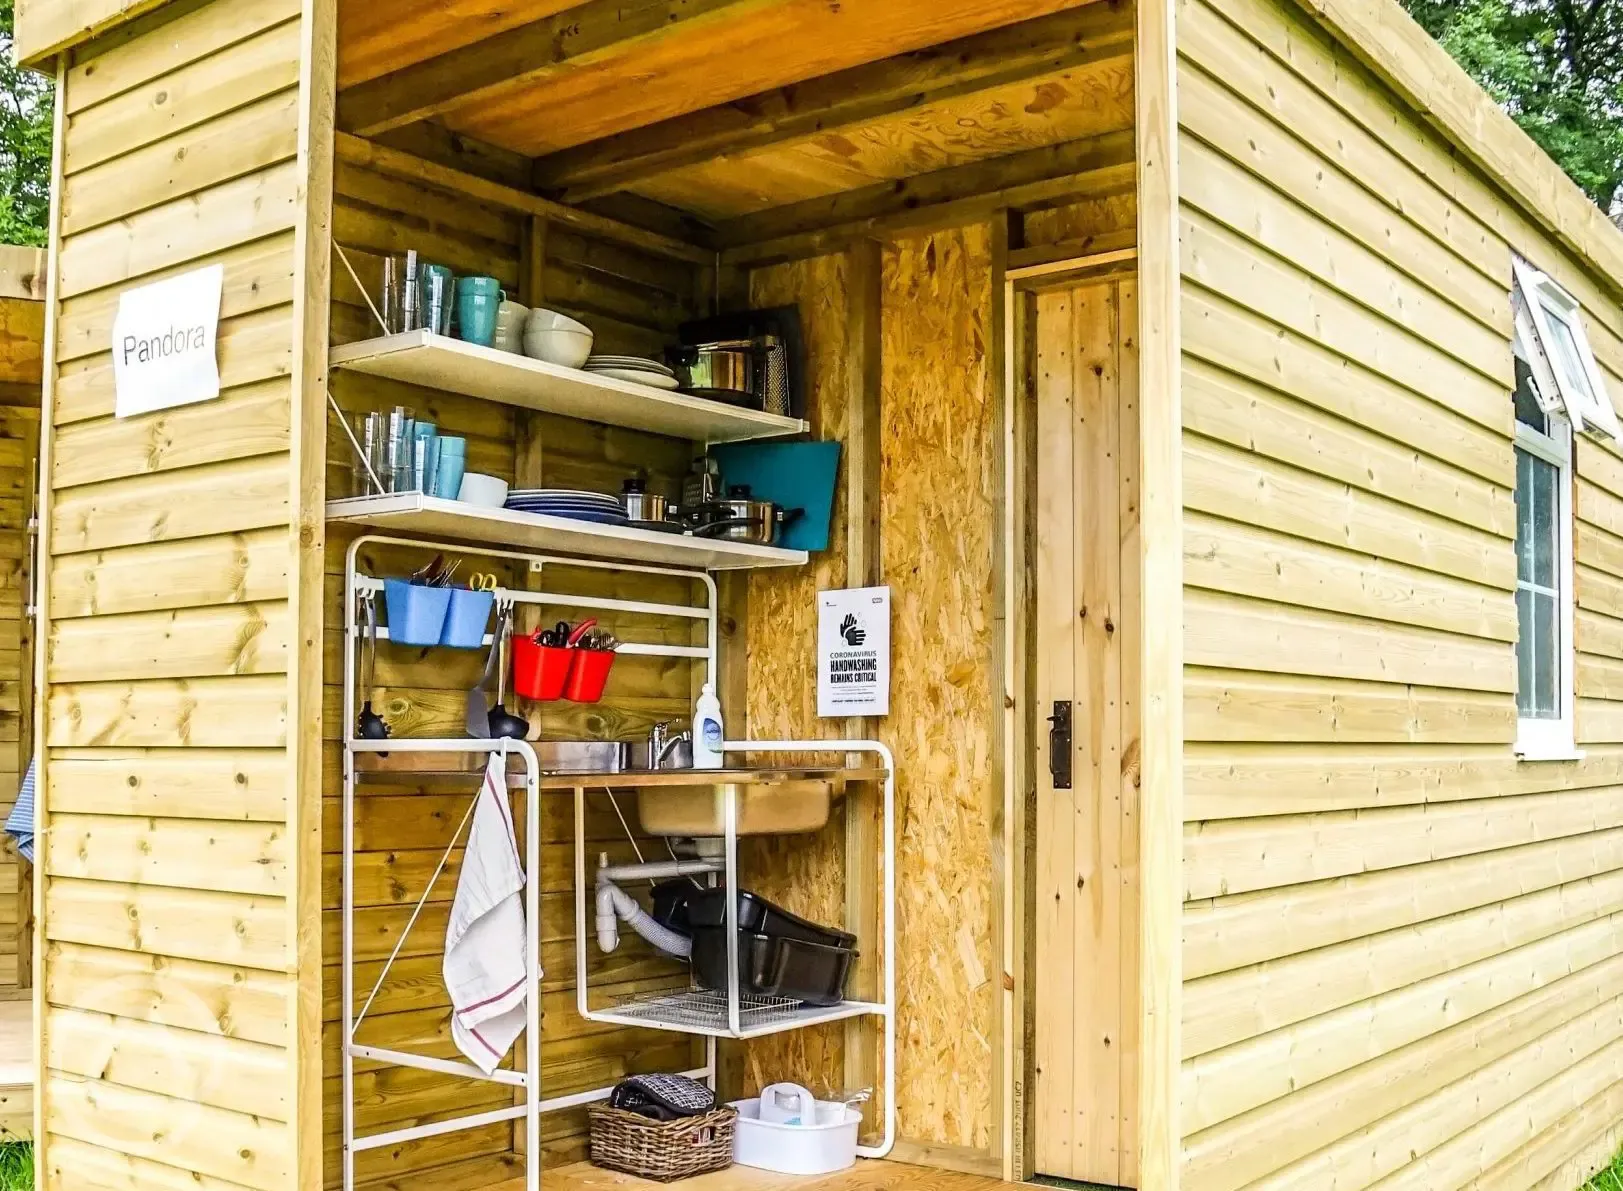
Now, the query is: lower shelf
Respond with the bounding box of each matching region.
[588,988,886,1040]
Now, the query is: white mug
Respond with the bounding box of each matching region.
[492,300,530,354]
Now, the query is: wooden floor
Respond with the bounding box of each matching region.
[0,998,30,1141]
[492,1160,1015,1190]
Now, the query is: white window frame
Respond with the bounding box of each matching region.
[1512,256,1623,439]
[1513,339,1578,761]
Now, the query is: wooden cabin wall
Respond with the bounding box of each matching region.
[1176,0,1623,1184]
[30,0,332,1187]
[733,223,1004,1165]
[0,273,44,1000]
[323,143,710,1188]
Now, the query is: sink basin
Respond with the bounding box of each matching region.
[637,779,834,837]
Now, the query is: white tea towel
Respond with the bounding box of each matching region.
[444,755,530,1074]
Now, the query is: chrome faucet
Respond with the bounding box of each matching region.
[648,720,693,770]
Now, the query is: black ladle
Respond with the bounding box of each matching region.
[488,605,529,740]
[357,597,391,748]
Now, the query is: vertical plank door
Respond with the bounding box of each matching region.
[1032,276,1140,1188]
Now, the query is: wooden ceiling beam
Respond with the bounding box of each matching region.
[529,1,1133,202]
[336,0,776,138]
[717,129,1136,266]
[333,132,714,264]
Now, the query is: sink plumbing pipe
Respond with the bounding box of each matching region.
[594,854,723,956]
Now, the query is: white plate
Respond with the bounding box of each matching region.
[507,489,619,501]
[587,354,674,372]
[587,367,683,390]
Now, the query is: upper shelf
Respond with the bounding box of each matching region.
[328,492,808,570]
[330,331,808,444]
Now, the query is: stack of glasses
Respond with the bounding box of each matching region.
[351,406,468,500]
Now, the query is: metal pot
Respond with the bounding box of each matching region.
[620,478,671,525]
[672,339,771,409]
[688,485,804,546]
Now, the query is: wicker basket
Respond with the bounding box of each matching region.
[587,1103,738,1182]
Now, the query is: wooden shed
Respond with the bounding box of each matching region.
[13,0,1623,1188]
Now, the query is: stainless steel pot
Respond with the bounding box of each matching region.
[688,485,804,546]
[673,338,775,409]
[620,478,671,524]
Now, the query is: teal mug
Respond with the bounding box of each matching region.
[456,276,504,347]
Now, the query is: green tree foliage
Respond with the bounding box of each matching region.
[1401,0,1623,211]
[0,0,51,246]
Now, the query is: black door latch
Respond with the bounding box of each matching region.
[1048,700,1072,790]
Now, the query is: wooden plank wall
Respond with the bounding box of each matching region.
[0,281,43,999]
[33,0,330,1187]
[1175,0,1623,1183]
[323,144,711,1188]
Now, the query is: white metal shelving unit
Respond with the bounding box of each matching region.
[338,532,897,1190]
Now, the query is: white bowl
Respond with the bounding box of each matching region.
[525,329,594,369]
[526,308,591,336]
[457,472,510,508]
[523,309,594,368]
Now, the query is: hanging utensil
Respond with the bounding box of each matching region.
[411,553,446,586]
[466,601,500,739]
[566,618,599,648]
[356,596,391,747]
[488,604,529,740]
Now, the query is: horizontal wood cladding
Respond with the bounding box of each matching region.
[14,0,180,67]
[1179,0,1623,1181]
[36,0,319,1187]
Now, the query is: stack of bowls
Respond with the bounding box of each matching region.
[524,309,594,369]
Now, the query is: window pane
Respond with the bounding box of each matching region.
[1516,448,1535,583]
[1515,447,1558,588]
[1533,590,1559,718]
[1532,451,1556,587]
[1516,586,1534,716]
[1545,308,1597,403]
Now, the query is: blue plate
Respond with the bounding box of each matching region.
[551,510,630,525]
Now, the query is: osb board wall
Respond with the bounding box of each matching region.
[323,147,708,1188]
[738,226,1000,1153]
[34,0,324,1187]
[1177,0,1623,1184]
[0,293,42,999]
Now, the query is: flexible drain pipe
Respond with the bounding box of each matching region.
[594,855,722,957]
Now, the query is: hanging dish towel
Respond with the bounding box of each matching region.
[444,755,530,1074]
[5,758,34,863]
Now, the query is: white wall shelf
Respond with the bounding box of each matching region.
[327,492,807,570]
[331,330,807,443]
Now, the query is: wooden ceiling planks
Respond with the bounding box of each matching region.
[336,0,581,90]
[347,0,1098,156]
[631,54,1135,222]
[528,1,1132,202]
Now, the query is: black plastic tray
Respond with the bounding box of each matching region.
[684,887,857,951]
[690,928,856,1007]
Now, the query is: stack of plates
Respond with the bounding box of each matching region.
[505,489,628,525]
[584,355,681,392]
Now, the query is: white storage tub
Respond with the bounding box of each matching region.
[730,1084,860,1175]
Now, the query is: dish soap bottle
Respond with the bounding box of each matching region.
[693,683,724,769]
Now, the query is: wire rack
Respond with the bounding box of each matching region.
[611,988,806,1031]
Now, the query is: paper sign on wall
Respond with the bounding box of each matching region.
[111,263,224,419]
[818,586,891,718]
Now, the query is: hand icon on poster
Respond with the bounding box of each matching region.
[840,614,867,647]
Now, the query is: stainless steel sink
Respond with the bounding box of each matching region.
[533,739,691,773]
[533,740,631,773]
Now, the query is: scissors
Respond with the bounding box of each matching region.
[468,572,500,593]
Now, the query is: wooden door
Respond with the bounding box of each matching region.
[1031,276,1140,1187]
